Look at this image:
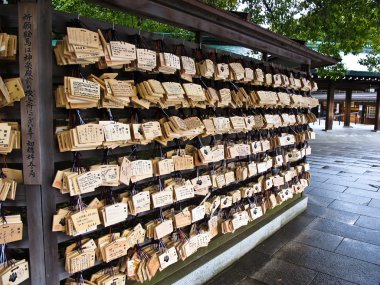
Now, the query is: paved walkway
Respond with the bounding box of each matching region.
[207,123,380,285]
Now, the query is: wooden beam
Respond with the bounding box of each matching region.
[166,0,337,66]
[95,0,337,66]
[301,63,311,75]
[18,2,42,185]
[262,52,268,62]
[25,185,46,284]
[18,2,46,284]
[325,82,335,131]
[344,89,352,127]
[374,86,380,131]
[316,78,379,91]
[18,1,58,284]
[195,31,201,45]
[36,0,59,283]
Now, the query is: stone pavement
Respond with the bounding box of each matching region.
[207,123,380,285]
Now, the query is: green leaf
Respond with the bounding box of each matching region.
[241,0,380,76]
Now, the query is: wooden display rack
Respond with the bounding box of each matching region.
[0,1,336,284]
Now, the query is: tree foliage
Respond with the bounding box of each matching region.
[241,0,380,74]
[205,0,239,9]
[358,52,380,73]
[52,0,238,41]
[52,0,195,40]
[52,0,380,75]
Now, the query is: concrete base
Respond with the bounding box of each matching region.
[173,197,308,285]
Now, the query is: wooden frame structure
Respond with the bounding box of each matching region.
[316,73,380,131]
[0,1,337,284]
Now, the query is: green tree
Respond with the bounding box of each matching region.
[52,0,239,41]
[206,0,239,9]
[240,0,380,75]
[52,0,195,40]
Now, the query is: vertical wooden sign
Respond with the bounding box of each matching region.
[18,3,41,184]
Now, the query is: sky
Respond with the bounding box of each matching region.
[341,53,369,71]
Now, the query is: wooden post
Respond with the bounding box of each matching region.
[36,0,59,283]
[262,52,268,61]
[18,3,45,284]
[195,31,202,45]
[18,2,41,185]
[362,104,366,124]
[18,0,57,284]
[374,86,380,131]
[301,63,311,75]
[325,81,335,131]
[344,89,352,127]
